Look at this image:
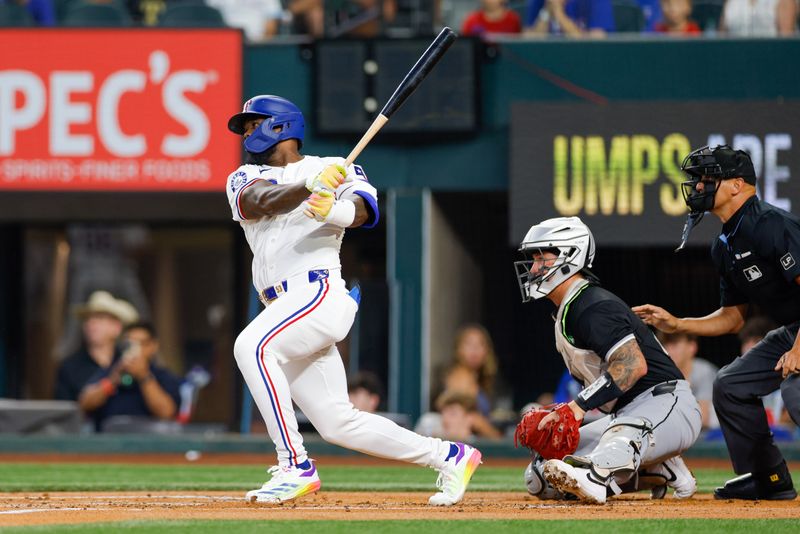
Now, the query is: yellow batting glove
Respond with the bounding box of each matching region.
[305,164,346,193]
[303,190,356,227]
[306,190,336,221]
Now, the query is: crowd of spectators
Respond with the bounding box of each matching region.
[411,324,508,442]
[28,292,800,442]
[53,290,184,432]
[1,0,796,40]
[461,0,797,37]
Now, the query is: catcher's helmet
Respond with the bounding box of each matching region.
[228,95,305,154]
[514,217,595,302]
[680,145,756,214]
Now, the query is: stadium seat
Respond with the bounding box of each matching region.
[62,1,133,27]
[158,3,226,28]
[56,0,129,23]
[611,0,645,33]
[54,0,75,22]
[0,2,35,27]
[692,1,724,32]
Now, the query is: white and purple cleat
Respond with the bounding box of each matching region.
[429,442,483,506]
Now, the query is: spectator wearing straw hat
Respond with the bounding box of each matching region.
[54,291,139,401]
[79,322,182,432]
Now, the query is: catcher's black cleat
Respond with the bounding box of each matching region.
[713,461,797,500]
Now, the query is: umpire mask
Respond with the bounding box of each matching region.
[680,145,756,215]
[675,145,756,251]
[681,176,719,214]
[680,146,724,214]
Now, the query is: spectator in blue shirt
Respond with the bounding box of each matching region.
[524,0,615,36]
[637,0,662,31]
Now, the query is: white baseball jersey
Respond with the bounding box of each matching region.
[225,156,376,292]
[227,154,452,475]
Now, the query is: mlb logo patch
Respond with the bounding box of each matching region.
[781,253,795,271]
[743,265,763,282]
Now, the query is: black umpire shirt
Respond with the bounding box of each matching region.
[711,196,800,327]
[564,284,684,410]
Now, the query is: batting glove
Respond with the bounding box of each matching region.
[305,190,356,227]
[306,164,346,193]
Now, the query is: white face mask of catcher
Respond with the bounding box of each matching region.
[514,217,595,302]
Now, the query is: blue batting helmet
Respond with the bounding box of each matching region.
[227,95,304,154]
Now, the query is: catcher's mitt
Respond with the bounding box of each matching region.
[514,403,580,460]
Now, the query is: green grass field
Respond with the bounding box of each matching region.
[1,462,798,533]
[0,462,744,493]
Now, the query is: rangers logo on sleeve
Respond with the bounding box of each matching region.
[231,171,249,193]
[354,165,368,181]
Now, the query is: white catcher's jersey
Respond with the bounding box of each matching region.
[225,156,377,292]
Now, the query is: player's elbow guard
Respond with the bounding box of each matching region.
[337,180,379,228]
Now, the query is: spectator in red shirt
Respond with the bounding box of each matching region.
[654,0,701,34]
[461,0,522,36]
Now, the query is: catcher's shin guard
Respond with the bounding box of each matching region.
[525,454,563,499]
[565,416,653,491]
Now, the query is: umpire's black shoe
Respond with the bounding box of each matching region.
[713,461,797,500]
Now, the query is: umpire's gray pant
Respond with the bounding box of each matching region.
[713,321,800,474]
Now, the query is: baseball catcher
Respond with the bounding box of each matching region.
[514,217,701,503]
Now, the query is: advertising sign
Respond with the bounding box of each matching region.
[510,101,799,246]
[0,30,242,191]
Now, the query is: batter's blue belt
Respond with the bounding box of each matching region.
[259,269,330,305]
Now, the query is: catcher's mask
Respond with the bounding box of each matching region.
[675,145,756,251]
[514,217,595,302]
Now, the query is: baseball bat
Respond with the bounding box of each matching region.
[344,26,457,166]
[305,27,457,218]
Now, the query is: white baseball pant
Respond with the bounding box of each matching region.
[234,271,450,468]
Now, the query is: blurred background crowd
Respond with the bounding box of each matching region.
[1,0,797,40]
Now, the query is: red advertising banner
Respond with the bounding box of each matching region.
[0,29,242,191]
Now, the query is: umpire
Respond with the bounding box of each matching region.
[634,145,799,500]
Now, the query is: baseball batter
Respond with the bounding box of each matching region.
[225,95,481,505]
[514,217,702,504]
